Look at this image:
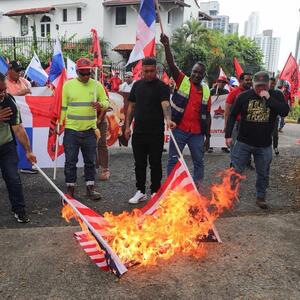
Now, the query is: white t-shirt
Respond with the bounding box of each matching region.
[119,81,135,93]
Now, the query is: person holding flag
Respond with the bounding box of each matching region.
[60,58,109,200]
[160,34,212,189]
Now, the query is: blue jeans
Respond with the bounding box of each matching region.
[167,128,205,186]
[0,141,26,213]
[63,129,97,185]
[231,141,272,199]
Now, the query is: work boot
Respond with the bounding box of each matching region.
[67,186,75,198]
[86,185,102,201]
[256,197,268,209]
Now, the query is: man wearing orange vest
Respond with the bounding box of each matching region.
[160,34,211,189]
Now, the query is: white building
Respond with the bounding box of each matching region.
[0,0,210,63]
[199,1,237,35]
[244,11,259,39]
[228,22,239,34]
[255,30,280,74]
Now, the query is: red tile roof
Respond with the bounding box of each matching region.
[103,0,190,7]
[113,43,135,51]
[4,7,55,17]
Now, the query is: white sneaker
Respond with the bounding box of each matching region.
[128,190,147,204]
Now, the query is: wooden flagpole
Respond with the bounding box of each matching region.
[154,0,164,35]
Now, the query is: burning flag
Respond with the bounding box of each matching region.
[61,159,242,274]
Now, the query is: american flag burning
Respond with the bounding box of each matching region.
[62,159,242,277]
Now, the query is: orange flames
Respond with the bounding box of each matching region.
[62,169,242,267]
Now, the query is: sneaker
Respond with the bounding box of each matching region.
[207,147,213,153]
[67,186,75,198]
[20,168,38,174]
[256,198,268,209]
[99,169,110,181]
[128,190,147,204]
[274,148,279,155]
[246,164,255,171]
[14,211,30,223]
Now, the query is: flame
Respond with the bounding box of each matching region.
[62,169,243,267]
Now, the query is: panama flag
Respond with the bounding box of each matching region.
[0,56,9,75]
[126,0,156,66]
[66,57,77,79]
[25,52,48,86]
[49,38,65,88]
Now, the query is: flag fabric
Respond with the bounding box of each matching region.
[279,53,300,102]
[132,61,142,80]
[218,67,227,81]
[64,194,128,277]
[161,71,170,84]
[66,57,77,79]
[233,57,243,79]
[47,68,66,161]
[0,56,9,74]
[25,52,48,86]
[90,28,103,68]
[126,0,156,66]
[49,38,65,88]
[229,76,239,87]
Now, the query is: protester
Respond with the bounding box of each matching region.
[103,74,112,91]
[60,58,109,200]
[278,82,292,132]
[160,34,211,189]
[208,76,230,154]
[225,72,254,169]
[125,57,176,204]
[109,71,122,92]
[6,61,38,174]
[0,72,37,223]
[119,71,135,92]
[269,77,280,155]
[225,71,289,209]
[6,61,31,96]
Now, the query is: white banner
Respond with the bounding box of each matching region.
[210,94,227,148]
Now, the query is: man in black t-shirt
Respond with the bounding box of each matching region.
[125,57,176,204]
[0,73,37,223]
[225,71,289,209]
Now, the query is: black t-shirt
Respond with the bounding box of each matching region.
[210,87,229,96]
[225,89,290,147]
[0,94,21,146]
[128,78,170,134]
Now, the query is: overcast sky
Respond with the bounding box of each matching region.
[217,0,300,69]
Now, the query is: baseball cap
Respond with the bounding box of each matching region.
[76,58,93,70]
[253,71,269,86]
[9,60,23,72]
[217,75,228,83]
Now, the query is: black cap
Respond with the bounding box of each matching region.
[253,71,269,86]
[9,60,23,72]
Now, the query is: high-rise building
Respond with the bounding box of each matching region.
[228,23,239,34]
[244,12,260,39]
[200,1,236,34]
[255,30,281,74]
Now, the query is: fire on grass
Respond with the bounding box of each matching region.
[62,169,243,267]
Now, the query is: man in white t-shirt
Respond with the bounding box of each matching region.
[119,72,135,93]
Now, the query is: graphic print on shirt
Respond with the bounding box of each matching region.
[246,99,270,122]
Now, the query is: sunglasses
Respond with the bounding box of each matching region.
[78,71,91,77]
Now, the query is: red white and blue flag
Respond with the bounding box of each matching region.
[126,0,156,66]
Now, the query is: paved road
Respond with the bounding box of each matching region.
[0,124,299,299]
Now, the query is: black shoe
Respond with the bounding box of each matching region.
[207,147,213,153]
[247,164,255,171]
[274,148,279,155]
[221,147,230,153]
[20,168,38,174]
[14,211,30,223]
[256,198,268,209]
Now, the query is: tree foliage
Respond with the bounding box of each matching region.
[166,19,263,85]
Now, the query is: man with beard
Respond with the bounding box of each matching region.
[225,71,289,209]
